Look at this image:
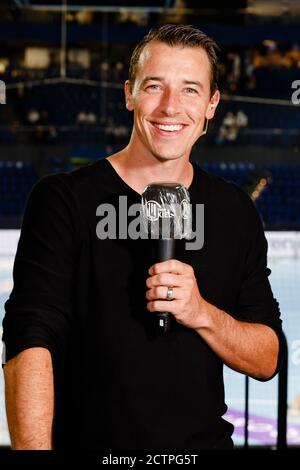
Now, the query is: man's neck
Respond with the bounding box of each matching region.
[106,146,193,196]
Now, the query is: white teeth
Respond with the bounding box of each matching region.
[155,124,183,132]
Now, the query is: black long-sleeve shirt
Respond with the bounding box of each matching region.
[2,158,283,450]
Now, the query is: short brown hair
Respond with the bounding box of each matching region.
[128,24,220,96]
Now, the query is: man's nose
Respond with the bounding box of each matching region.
[160,89,182,116]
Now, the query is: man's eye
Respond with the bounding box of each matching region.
[146,84,161,91]
[185,88,198,94]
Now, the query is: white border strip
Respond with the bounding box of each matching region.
[266,231,300,259]
[0,230,300,258]
[0,230,20,255]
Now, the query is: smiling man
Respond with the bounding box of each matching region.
[3,25,283,451]
[107,30,219,194]
[124,41,219,163]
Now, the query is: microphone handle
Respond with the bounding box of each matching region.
[157,238,176,335]
[158,238,176,261]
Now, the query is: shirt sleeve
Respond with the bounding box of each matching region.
[2,173,81,369]
[234,189,284,380]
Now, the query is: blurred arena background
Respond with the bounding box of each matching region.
[0,0,300,448]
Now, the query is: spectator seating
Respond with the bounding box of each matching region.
[200,162,300,230]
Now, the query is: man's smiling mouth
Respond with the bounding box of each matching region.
[151,122,187,135]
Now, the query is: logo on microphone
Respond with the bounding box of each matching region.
[145,200,175,221]
[145,199,190,222]
[181,199,190,219]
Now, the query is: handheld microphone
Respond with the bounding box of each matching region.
[141,182,192,335]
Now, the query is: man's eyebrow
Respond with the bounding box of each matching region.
[140,76,164,87]
[140,77,205,91]
[183,80,204,91]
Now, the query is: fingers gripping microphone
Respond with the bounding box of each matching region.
[141,182,192,335]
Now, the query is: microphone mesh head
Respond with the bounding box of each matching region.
[141,182,192,239]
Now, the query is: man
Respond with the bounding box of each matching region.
[2,24,282,450]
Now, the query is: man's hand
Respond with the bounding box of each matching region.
[146,259,279,380]
[146,259,206,329]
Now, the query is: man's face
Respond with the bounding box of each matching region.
[125,41,220,162]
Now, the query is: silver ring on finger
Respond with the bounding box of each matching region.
[166,286,174,300]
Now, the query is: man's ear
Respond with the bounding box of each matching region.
[125,80,134,111]
[205,89,220,120]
